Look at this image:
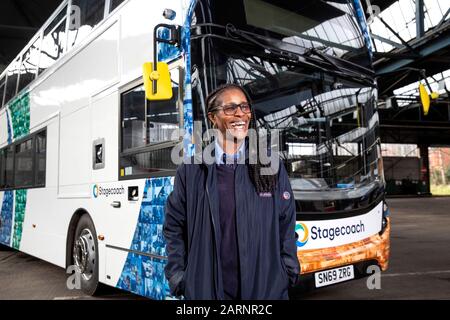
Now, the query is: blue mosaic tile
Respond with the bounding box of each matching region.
[0,191,14,246]
[116,177,174,299]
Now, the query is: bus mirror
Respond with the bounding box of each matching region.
[155,24,181,46]
[144,23,180,101]
[418,83,430,116]
[143,62,173,101]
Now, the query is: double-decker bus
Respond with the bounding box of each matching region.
[0,0,390,299]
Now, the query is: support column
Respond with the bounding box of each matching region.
[416,0,425,38]
[419,144,431,195]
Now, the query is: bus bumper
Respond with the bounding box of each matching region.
[294,216,391,290]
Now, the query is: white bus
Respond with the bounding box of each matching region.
[0,0,390,299]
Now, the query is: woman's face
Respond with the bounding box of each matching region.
[208,88,252,142]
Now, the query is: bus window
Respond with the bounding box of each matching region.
[4,58,20,105]
[35,131,47,187]
[5,145,15,189]
[18,38,40,93]
[121,70,180,150]
[15,139,34,188]
[146,70,180,144]
[0,77,5,108]
[39,6,68,75]
[69,0,106,48]
[0,149,4,189]
[121,85,146,151]
[119,67,181,178]
[109,0,125,13]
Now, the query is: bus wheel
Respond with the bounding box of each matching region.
[72,214,99,295]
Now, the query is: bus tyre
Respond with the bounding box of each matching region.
[72,214,99,295]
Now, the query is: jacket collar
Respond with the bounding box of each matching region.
[214,139,246,165]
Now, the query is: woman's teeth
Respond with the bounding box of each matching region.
[231,121,246,129]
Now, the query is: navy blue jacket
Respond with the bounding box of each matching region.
[163,152,300,300]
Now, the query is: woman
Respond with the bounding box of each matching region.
[163,83,299,300]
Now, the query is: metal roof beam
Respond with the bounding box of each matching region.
[376,31,450,75]
[371,33,404,49]
[437,8,450,30]
[378,16,417,53]
[373,51,420,59]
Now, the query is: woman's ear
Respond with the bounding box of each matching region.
[207,112,216,127]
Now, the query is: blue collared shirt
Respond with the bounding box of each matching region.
[214,139,245,299]
[215,140,246,165]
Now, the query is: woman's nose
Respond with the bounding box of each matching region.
[234,105,245,116]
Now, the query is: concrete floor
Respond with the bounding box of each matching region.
[302,197,450,300]
[1,197,450,300]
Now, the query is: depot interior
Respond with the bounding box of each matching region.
[0,0,449,196]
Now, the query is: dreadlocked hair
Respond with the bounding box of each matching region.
[205,83,278,194]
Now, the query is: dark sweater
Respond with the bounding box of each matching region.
[216,163,241,300]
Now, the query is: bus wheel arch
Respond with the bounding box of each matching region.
[66,209,100,295]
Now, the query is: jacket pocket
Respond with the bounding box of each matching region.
[169,269,186,297]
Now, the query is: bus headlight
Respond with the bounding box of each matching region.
[379,216,388,236]
[379,201,389,236]
[382,217,387,229]
[383,201,390,217]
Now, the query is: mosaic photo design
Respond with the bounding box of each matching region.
[117,254,167,300]
[117,177,174,299]
[0,191,14,246]
[12,189,27,249]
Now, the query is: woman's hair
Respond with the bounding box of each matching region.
[205,83,248,112]
[205,83,278,194]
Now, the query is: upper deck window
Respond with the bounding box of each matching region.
[4,58,20,105]
[193,0,369,66]
[39,5,68,75]
[0,77,5,108]
[69,0,106,48]
[0,0,115,105]
[110,0,125,13]
[17,39,40,94]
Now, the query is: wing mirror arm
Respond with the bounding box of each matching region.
[152,24,181,94]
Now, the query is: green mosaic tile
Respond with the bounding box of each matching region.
[12,189,27,250]
[9,92,30,139]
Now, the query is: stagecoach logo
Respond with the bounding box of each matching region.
[92,184,125,198]
[295,223,309,247]
[295,217,371,250]
[93,185,98,198]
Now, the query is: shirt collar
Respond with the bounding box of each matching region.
[215,139,246,165]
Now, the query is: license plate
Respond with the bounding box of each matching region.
[314,265,354,288]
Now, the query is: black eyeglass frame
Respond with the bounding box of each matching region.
[208,102,252,115]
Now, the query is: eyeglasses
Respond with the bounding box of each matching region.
[210,102,252,115]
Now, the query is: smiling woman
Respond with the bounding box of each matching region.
[163,82,300,300]
[206,84,252,153]
[187,0,390,295]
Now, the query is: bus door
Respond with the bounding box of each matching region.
[103,61,184,298]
